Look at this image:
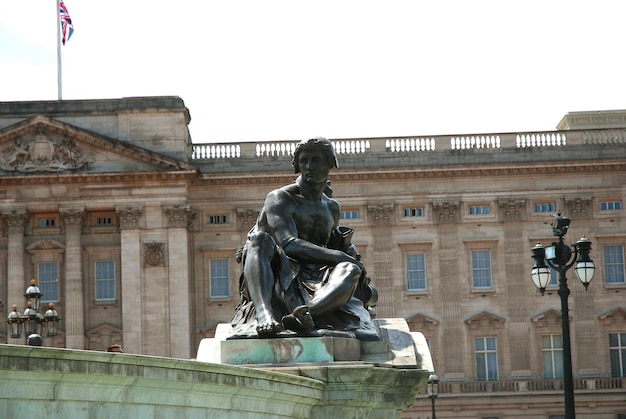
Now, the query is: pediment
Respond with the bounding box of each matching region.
[465,310,506,329]
[406,312,439,332]
[531,308,571,328]
[86,323,122,336]
[0,115,196,176]
[599,306,626,325]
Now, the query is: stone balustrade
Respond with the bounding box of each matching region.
[190,128,626,160]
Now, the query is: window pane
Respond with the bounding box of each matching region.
[475,337,498,381]
[210,259,230,298]
[472,250,492,288]
[406,253,426,291]
[609,332,626,377]
[39,262,58,302]
[95,261,116,301]
[605,246,625,284]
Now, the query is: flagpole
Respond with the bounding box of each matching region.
[56,0,62,100]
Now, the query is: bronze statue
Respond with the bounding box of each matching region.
[230,137,379,341]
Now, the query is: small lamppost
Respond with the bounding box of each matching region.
[530,214,595,419]
[427,374,439,419]
[6,279,61,346]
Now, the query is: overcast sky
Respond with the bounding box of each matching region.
[1,1,625,144]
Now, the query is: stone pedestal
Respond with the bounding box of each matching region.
[195,318,433,418]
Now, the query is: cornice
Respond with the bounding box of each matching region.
[194,160,626,187]
[0,170,197,186]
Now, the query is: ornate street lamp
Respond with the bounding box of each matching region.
[427,374,439,419]
[530,214,595,419]
[6,279,61,345]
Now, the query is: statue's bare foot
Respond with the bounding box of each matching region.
[256,310,283,338]
[282,305,315,332]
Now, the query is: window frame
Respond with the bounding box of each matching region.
[542,334,564,379]
[405,252,427,292]
[38,262,59,303]
[209,257,231,299]
[475,336,499,381]
[471,249,493,289]
[95,260,116,302]
[604,244,626,285]
[609,332,626,378]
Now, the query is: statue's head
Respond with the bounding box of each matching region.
[292,137,338,173]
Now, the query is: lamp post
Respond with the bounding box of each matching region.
[6,279,61,346]
[530,214,595,419]
[427,374,439,419]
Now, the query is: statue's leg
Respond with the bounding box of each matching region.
[244,231,283,337]
[308,261,360,317]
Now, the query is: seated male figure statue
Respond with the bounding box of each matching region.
[230,137,379,341]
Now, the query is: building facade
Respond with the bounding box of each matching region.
[0,97,625,418]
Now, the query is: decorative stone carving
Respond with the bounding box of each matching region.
[144,241,165,267]
[60,209,86,228]
[497,198,526,221]
[163,205,194,229]
[116,207,143,230]
[236,208,259,231]
[366,203,395,225]
[565,196,592,218]
[431,201,461,223]
[27,239,66,251]
[2,210,29,229]
[0,132,93,173]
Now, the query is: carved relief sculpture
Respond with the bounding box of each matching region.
[1,132,93,173]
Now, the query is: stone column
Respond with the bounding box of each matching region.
[2,210,29,345]
[366,203,395,317]
[498,198,530,373]
[60,208,86,349]
[163,205,194,359]
[117,207,144,354]
[431,201,464,374]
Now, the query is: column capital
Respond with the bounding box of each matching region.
[60,208,86,227]
[116,206,144,230]
[431,201,461,223]
[2,210,29,230]
[366,203,395,226]
[163,205,195,229]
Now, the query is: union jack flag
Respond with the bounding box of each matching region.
[60,0,74,45]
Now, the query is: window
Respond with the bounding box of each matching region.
[535,202,556,213]
[601,201,622,211]
[96,216,114,226]
[340,210,359,220]
[469,205,489,215]
[95,261,115,301]
[605,245,625,285]
[610,332,626,377]
[208,214,228,225]
[476,337,498,381]
[404,207,424,217]
[210,259,230,298]
[38,218,56,228]
[39,262,58,303]
[472,250,492,288]
[406,253,426,291]
[542,334,564,378]
[547,265,558,288]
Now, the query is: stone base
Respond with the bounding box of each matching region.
[196,318,433,371]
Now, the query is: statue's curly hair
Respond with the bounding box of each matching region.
[292,137,338,173]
